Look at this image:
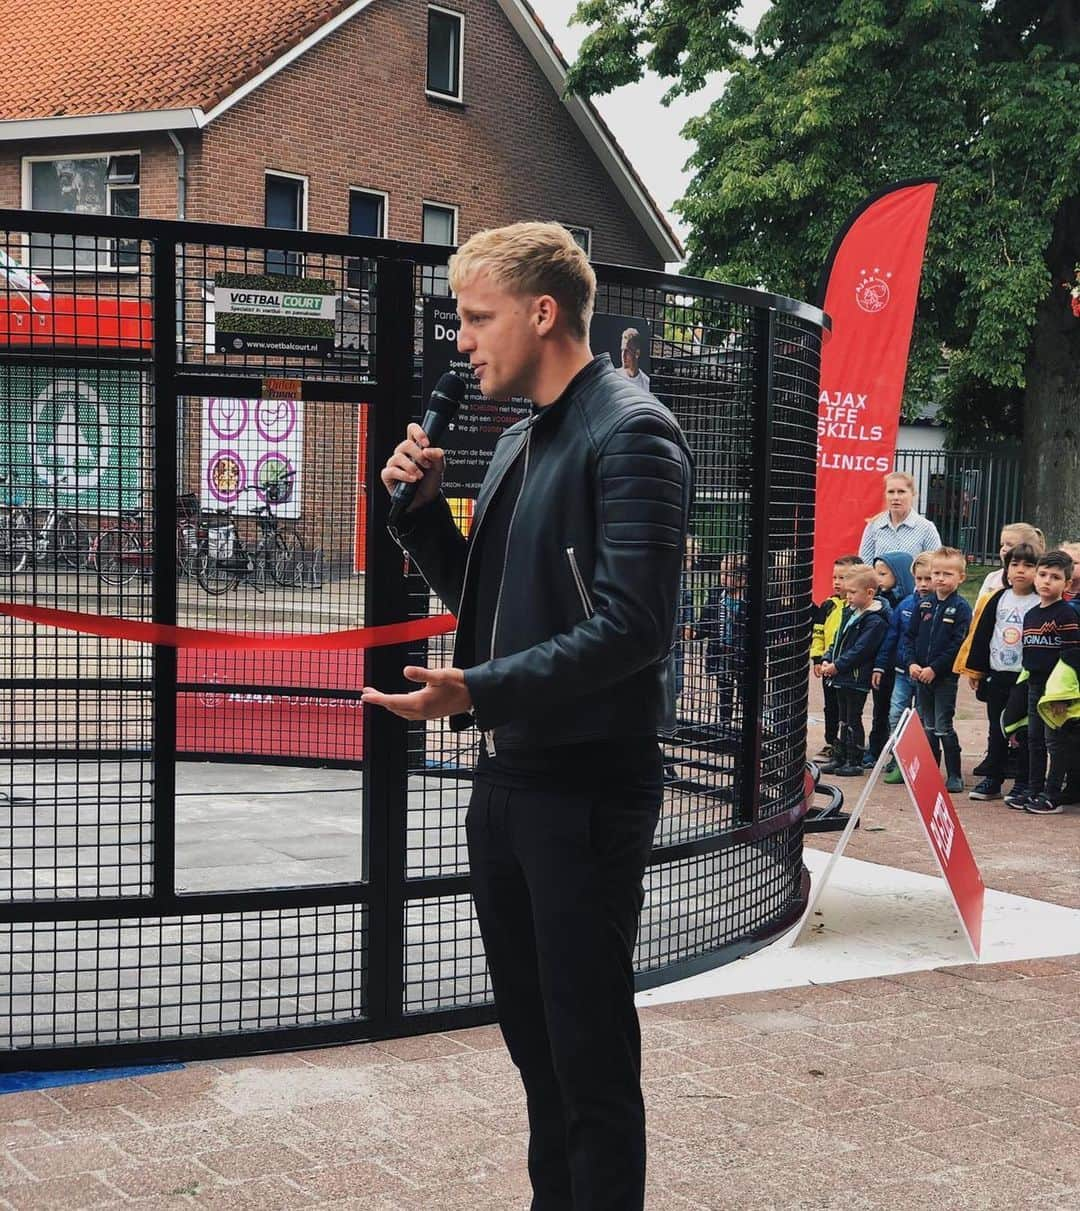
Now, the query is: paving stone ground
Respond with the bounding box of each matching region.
[2,677,1077,1209]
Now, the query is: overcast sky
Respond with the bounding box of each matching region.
[532,0,772,247]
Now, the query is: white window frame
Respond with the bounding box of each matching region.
[425,5,465,104]
[21,150,142,273]
[264,169,309,275]
[348,186,389,238]
[562,223,593,258]
[422,201,458,246]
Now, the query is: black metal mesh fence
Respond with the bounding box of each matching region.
[0,211,825,1063]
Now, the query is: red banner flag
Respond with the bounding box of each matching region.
[812,180,938,603]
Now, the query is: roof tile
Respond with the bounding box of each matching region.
[0,0,356,120]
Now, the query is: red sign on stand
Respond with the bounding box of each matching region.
[893,711,985,957]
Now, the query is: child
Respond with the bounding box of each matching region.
[1013,550,1080,813]
[811,554,862,759]
[820,565,890,777]
[906,547,972,793]
[955,543,1041,801]
[881,552,934,784]
[1034,648,1080,813]
[1062,542,1080,603]
[696,552,747,735]
[865,552,916,764]
[976,523,1046,597]
[672,535,699,704]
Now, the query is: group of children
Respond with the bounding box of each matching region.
[812,524,1080,814]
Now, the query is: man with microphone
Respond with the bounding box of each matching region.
[362,222,692,1211]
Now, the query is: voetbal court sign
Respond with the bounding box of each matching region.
[214,272,336,356]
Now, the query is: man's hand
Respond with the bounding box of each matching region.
[871,670,882,689]
[361,665,471,720]
[379,423,446,511]
[917,666,936,684]
[820,662,837,678]
[812,662,823,679]
[909,663,922,679]
[968,676,980,691]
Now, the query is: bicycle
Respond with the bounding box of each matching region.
[90,493,203,586]
[196,474,304,595]
[0,475,88,573]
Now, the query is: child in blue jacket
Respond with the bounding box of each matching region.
[864,551,917,764]
[879,552,933,783]
[820,565,891,776]
[906,547,973,793]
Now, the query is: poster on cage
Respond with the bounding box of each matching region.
[0,364,142,512]
[200,397,303,519]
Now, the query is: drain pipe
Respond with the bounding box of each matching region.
[167,130,187,491]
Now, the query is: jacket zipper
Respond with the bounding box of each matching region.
[566,546,594,618]
[483,431,532,756]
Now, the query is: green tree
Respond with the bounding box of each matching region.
[567,0,1080,541]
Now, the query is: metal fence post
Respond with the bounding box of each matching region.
[741,306,777,823]
[152,238,178,899]
[364,255,417,1027]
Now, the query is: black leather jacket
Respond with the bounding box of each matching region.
[391,356,694,752]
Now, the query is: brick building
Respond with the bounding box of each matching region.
[0,0,679,266]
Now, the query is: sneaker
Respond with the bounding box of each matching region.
[814,744,834,760]
[945,774,964,794]
[834,763,865,778]
[861,751,876,768]
[1005,790,1033,811]
[1024,794,1064,816]
[883,764,904,785]
[1003,783,1031,808]
[972,757,992,777]
[968,778,1002,801]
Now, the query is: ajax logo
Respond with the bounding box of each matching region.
[32,379,112,492]
[855,267,893,314]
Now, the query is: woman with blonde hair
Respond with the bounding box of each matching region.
[858,471,942,564]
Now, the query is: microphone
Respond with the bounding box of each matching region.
[388,372,467,526]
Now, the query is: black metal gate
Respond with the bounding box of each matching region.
[0,210,827,1068]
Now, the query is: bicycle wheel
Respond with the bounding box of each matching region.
[0,510,32,574]
[95,529,141,586]
[57,515,90,569]
[196,547,241,595]
[270,530,305,586]
[176,523,199,579]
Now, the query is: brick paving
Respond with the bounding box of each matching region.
[2,674,1077,1208]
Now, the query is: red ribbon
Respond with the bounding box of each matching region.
[0,602,456,651]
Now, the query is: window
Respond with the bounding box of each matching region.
[422,202,457,296]
[264,171,306,276]
[427,7,464,101]
[347,188,387,290]
[563,224,592,258]
[24,153,140,270]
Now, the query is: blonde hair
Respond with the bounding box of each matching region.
[843,564,878,593]
[1061,541,1080,567]
[911,551,933,573]
[621,327,643,353]
[885,471,917,499]
[447,221,596,339]
[1001,522,1046,554]
[931,546,966,572]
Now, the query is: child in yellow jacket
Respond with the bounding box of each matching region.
[811,554,862,759]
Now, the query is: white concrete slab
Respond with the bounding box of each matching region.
[637,847,1080,1007]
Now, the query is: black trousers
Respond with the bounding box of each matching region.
[467,772,661,1211]
[823,681,839,746]
[982,670,1025,784]
[836,687,869,754]
[868,667,896,757]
